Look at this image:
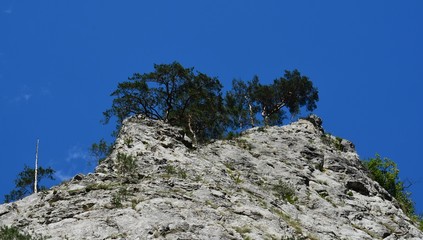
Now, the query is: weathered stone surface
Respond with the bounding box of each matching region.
[0,114,422,239]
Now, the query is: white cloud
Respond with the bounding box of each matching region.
[3,0,15,14]
[23,94,31,101]
[11,93,32,103]
[66,146,89,162]
[8,84,52,104]
[55,170,72,182]
[53,146,90,183]
[40,86,51,96]
[8,85,32,103]
[3,82,54,104]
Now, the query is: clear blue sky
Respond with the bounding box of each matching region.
[1,1,422,212]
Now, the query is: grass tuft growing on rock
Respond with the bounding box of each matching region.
[110,188,130,208]
[0,226,48,240]
[116,152,137,175]
[272,180,297,204]
[320,133,345,151]
[234,225,252,240]
[163,165,188,179]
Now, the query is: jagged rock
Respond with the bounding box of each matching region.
[0,115,422,239]
[346,180,370,196]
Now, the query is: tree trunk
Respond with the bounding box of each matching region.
[247,99,255,127]
[164,109,170,123]
[188,115,197,145]
[262,107,269,127]
[34,139,39,194]
[261,101,285,127]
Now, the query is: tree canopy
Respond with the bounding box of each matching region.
[89,138,112,164]
[103,62,226,143]
[4,165,55,203]
[104,62,319,142]
[225,69,319,128]
[362,154,415,216]
[225,76,260,129]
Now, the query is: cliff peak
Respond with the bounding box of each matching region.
[1,115,422,239]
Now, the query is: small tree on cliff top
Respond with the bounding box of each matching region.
[257,69,319,126]
[103,62,226,143]
[225,76,261,129]
[4,165,55,203]
[104,62,318,142]
[225,69,318,128]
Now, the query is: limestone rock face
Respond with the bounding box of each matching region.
[1,115,422,239]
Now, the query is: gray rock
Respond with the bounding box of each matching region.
[0,115,421,239]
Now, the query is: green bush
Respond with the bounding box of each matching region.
[89,139,112,164]
[334,137,344,151]
[124,137,134,147]
[225,131,239,140]
[0,226,47,240]
[111,188,129,208]
[4,165,55,203]
[363,154,420,226]
[164,165,187,179]
[272,180,297,204]
[165,165,177,175]
[116,153,136,175]
[320,134,344,151]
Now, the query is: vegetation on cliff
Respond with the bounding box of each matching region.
[102,61,318,143]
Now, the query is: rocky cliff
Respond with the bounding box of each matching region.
[1,115,422,240]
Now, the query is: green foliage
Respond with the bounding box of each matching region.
[225,70,318,129]
[123,137,133,147]
[0,226,32,240]
[320,134,345,152]
[104,62,319,143]
[111,188,129,208]
[4,165,55,203]
[225,77,261,129]
[363,154,419,223]
[103,62,226,143]
[277,70,319,115]
[256,70,318,126]
[0,226,47,240]
[234,225,252,239]
[320,133,332,146]
[89,138,112,163]
[334,137,345,151]
[178,169,187,179]
[116,153,136,175]
[236,138,253,150]
[363,154,400,200]
[224,131,240,140]
[272,180,297,204]
[315,161,324,172]
[165,165,177,175]
[111,193,123,208]
[232,172,243,184]
[164,165,187,179]
[271,208,303,236]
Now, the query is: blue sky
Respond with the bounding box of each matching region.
[1,1,422,212]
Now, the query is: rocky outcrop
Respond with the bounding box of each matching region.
[0,115,422,239]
